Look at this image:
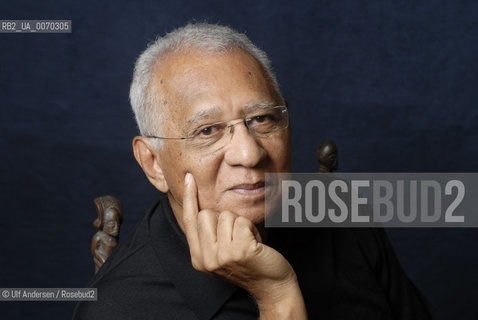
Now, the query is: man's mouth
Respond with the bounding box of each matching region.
[228,181,265,195]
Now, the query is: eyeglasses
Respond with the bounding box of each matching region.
[145,105,289,152]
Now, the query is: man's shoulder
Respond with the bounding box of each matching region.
[73,196,195,320]
[92,198,160,279]
[73,242,191,320]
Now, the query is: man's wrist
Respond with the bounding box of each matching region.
[254,276,308,320]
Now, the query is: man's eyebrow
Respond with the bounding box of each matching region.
[183,102,277,131]
[243,101,276,112]
[185,107,223,128]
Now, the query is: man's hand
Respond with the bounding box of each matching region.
[182,173,308,319]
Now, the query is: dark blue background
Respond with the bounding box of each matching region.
[1,0,477,319]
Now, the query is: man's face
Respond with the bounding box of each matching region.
[153,48,291,224]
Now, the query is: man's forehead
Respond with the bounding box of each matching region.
[153,48,270,91]
[152,48,279,125]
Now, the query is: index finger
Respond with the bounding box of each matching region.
[182,173,201,251]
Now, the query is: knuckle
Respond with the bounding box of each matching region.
[230,248,246,262]
[235,216,252,228]
[190,258,203,271]
[217,251,232,266]
[197,210,210,226]
[198,209,214,220]
[182,215,195,226]
[223,210,235,216]
[218,210,233,221]
[203,259,219,272]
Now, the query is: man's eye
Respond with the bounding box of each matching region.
[251,114,275,124]
[198,124,221,136]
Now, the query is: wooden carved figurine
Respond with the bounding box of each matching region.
[317,140,338,173]
[91,195,123,273]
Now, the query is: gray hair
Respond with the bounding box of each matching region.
[129,22,283,140]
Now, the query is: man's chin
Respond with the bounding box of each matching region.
[223,204,265,224]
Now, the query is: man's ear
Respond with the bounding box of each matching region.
[132,136,169,193]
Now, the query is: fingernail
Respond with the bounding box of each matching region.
[185,172,191,185]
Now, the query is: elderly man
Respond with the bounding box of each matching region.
[74,23,434,319]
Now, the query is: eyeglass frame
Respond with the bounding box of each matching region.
[144,105,290,142]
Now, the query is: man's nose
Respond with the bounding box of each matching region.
[224,122,266,168]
